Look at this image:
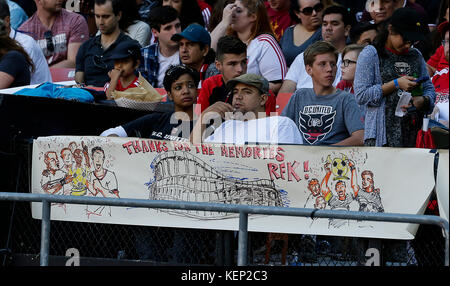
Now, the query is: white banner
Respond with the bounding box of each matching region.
[436,150,449,222]
[31,136,436,239]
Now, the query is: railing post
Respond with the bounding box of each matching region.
[40,200,51,266]
[237,211,248,266]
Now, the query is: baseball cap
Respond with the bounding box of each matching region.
[171,23,211,46]
[226,74,270,95]
[109,40,141,61]
[390,8,426,43]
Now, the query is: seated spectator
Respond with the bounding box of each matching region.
[138,5,181,88]
[0,0,51,84]
[196,35,247,112]
[0,18,34,88]
[100,64,198,141]
[279,5,351,94]
[160,0,205,29]
[336,44,365,94]
[207,0,235,32]
[361,0,428,25]
[210,0,287,94]
[430,21,449,128]
[265,0,295,41]
[19,0,89,68]
[104,40,142,99]
[6,0,27,29]
[75,0,140,87]
[349,21,378,45]
[119,0,151,47]
[282,41,364,146]
[171,23,215,88]
[191,73,303,144]
[280,0,323,67]
[354,8,435,147]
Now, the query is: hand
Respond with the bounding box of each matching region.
[222,3,237,25]
[324,162,331,173]
[108,68,123,80]
[201,101,234,121]
[397,76,418,92]
[400,96,426,112]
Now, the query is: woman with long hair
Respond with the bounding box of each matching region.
[210,0,287,93]
[119,0,151,47]
[279,0,324,66]
[0,19,34,88]
[354,8,436,147]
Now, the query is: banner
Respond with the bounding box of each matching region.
[436,150,449,222]
[31,136,436,239]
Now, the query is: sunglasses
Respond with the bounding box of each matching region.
[299,3,324,16]
[44,30,54,53]
[93,55,109,70]
[166,64,196,76]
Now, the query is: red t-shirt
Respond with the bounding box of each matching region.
[427,46,449,71]
[264,2,295,41]
[104,76,140,92]
[336,80,354,94]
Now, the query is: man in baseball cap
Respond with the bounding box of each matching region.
[171,23,214,87]
[191,73,303,144]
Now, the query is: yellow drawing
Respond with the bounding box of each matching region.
[326,154,350,181]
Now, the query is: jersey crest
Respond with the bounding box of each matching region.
[299,105,336,144]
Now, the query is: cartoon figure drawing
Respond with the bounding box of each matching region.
[69,142,91,196]
[40,151,72,195]
[85,146,119,218]
[321,160,358,228]
[348,160,384,213]
[304,178,327,210]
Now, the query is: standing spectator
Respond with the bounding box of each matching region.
[19,0,89,68]
[0,0,51,84]
[119,0,151,47]
[281,41,364,146]
[6,0,28,29]
[265,0,295,41]
[210,0,287,94]
[196,35,247,112]
[0,18,34,88]
[279,0,323,67]
[160,0,205,29]
[138,5,181,88]
[171,23,215,88]
[361,0,428,25]
[279,5,351,93]
[75,0,140,87]
[354,8,435,147]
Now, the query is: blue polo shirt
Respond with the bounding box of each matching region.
[75,33,139,87]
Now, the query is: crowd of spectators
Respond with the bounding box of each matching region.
[0,0,448,265]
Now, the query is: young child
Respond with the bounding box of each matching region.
[336,44,365,94]
[104,40,142,99]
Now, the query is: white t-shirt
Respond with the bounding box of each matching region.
[246,34,287,82]
[10,29,52,85]
[157,50,180,88]
[127,20,151,47]
[285,52,342,90]
[204,116,303,145]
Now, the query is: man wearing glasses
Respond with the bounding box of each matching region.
[279,5,353,94]
[18,0,89,68]
[75,0,140,87]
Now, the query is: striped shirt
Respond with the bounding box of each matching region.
[246,34,287,82]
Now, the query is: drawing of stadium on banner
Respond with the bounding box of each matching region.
[146,150,284,220]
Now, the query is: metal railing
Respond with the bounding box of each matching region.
[0,191,448,266]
